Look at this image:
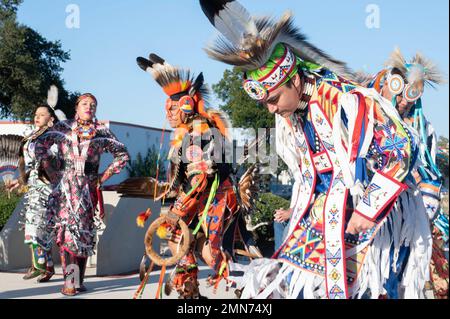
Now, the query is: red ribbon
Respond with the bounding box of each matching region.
[350,92,368,162]
[96,186,105,219]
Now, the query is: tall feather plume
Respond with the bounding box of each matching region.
[137,57,155,75]
[45,85,66,121]
[200,0,257,47]
[149,53,171,74]
[136,53,229,138]
[54,110,67,121]
[189,72,204,96]
[47,85,58,109]
[201,0,355,79]
[137,53,210,100]
[149,53,166,66]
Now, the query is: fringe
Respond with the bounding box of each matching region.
[349,187,432,299]
[230,259,326,299]
[232,187,432,299]
[22,172,54,250]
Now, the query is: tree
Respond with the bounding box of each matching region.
[212,67,275,131]
[254,192,290,239]
[0,0,78,120]
[0,0,21,20]
[127,146,167,179]
[213,67,289,178]
[437,136,449,181]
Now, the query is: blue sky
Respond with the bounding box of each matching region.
[16,0,449,137]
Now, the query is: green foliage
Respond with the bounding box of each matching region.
[253,193,290,240]
[0,0,78,120]
[0,0,21,20]
[437,136,449,181]
[212,68,275,131]
[127,146,167,179]
[213,67,289,187]
[0,185,21,231]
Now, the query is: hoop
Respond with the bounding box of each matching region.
[144,216,191,267]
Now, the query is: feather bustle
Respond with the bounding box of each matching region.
[0,134,23,183]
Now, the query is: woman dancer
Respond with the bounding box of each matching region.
[7,87,65,282]
[35,93,129,296]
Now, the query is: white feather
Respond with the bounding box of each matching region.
[213,1,258,47]
[152,63,167,73]
[412,52,446,85]
[54,109,67,121]
[406,64,425,85]
[145,67,156,77]
[47,85,59,109]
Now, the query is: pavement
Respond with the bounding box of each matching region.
[0,266,236,299]
[0,265,437,299]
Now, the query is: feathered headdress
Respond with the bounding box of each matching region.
[46,85,67,121]
[385,47,445,88]
[200,0,354,79]
[371,47,445,102]
[137,54,209,102]
[136,53,231,139]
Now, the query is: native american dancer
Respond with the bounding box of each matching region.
[366,49,448,299]
[199,0,433,299]
[133,53,261,299]
[35,93,130,296]
[5,86,66,282]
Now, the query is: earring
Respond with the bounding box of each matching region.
[48,119,54,128]
[75,113,80,121]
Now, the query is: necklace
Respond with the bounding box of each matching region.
[25,126,48,142]
[75,119,96,140]
[70,120,93,175]
[75,119,97,140]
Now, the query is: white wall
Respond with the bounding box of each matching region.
[0,122,32,136]
[103,122,172,185]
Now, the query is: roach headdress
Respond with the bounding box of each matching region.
[136,53,231,138]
